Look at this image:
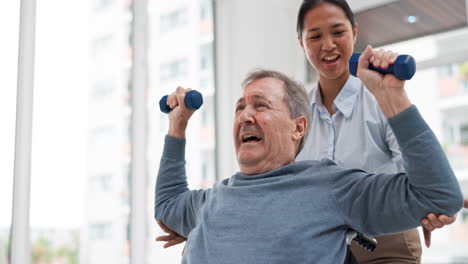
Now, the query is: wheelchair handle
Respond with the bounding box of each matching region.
[346,231,377,252]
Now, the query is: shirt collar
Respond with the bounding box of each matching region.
[334,75,361,118]
[310,75,361,118]
[310,82,323,107]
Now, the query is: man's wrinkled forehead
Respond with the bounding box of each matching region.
[236,93,271,106]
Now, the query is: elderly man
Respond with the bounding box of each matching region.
[155,48,464,263]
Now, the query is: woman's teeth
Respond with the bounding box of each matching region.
[323,55,339,63]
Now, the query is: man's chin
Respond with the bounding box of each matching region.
[237,153,262,168]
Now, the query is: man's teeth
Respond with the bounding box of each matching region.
[243,135,256,140]
[242,134,260,142]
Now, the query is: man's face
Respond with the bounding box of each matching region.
[233,77,302,175]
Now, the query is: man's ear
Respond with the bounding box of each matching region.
[292,116,307,142]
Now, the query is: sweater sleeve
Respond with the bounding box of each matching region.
[384,115,405,172]
[154,135,209,237]
[330,106,464,236]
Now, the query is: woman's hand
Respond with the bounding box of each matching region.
[155,220,187,248]
[421,214,456,248]
[421,199,468,248]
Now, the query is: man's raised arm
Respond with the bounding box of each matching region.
[154,87,209,237]
[330,47,465,235]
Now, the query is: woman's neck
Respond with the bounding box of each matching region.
[318,73,349,115]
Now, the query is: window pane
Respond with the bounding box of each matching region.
[159,8,187,34]
[28,1,91,264]
[85,0,133,263]
[148,0,217,261]
[0,1,20,263]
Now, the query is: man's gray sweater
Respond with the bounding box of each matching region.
[155,106,464,263]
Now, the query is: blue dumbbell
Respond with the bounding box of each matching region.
[349,53,416,80]
[159,90,204,113]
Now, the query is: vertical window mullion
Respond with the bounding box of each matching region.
[130,0,148,263]
[10,0,36,263]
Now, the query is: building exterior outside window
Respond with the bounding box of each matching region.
[159,8,188,34]
[84,0,133,263]
[381,28,468,263]
[147,0,216,262]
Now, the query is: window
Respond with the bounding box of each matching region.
[148,0,216,262]
[461,124,468,146]
[386,28,468,261]
[29,1,91,263]
[90,174,113,192]
[201,150,215,185]
[462,79,468,93]
[91,79,115,99]
[201,95,214,126]
[89,223,112,240]
[199,0,212,22]
[31,230,79,263]
[200,43,213,72]
[92,35,114,57]
[93,0,114,11]
[159,59,188,82]
[444,124,455,146]
[462,210,468,223]
[160,8,187,33]
[437,64,455,78]
[459,61,468,78]
[460,180,468,223]
[458,61,468,93]
[90,125,115,145]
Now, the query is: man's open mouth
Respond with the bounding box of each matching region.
[241,135,262,143]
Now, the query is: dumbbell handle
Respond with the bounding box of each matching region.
[349,53,416,80]
[159,90,204,113]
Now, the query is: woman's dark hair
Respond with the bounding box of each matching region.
[296,0,355,37]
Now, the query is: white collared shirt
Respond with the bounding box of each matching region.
[296,75,404,174]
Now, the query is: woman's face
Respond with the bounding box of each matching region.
[298,2,357,82]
